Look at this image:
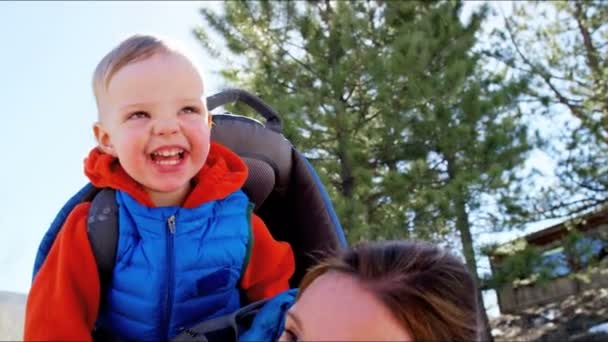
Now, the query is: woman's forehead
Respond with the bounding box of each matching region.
[291,272,411,341]
[297,272,373,308]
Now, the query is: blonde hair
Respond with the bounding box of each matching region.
[93,35,170,99]
[92,34,205,107]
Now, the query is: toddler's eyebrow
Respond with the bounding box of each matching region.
[178,97,204,103]
[118,97,203,110]
[119,102,151,111]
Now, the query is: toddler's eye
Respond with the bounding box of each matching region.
[181,106,200,114]
[128,111,149,120]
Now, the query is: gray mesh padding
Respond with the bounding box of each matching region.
[241,157,275,210]
[211,114,292,206]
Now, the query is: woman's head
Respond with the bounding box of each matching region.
[280,240,479,341]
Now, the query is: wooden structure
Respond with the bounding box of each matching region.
[489,210,608,314]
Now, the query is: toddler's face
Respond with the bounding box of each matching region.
[94,52,211,205]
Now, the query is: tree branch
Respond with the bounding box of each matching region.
[573,2,602,86]
[503,15,589,121]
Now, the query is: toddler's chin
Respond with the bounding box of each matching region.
[145,182,192,195]
[158,184,190,193]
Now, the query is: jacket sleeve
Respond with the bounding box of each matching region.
[240,213,295,302]
[24,202,100,341]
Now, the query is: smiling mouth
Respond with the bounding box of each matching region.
[150,148,185,165]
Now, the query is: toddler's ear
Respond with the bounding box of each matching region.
[207,111,213,127]
[93,122,117,156]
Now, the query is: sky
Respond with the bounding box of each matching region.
[0,1,229,294]
[0,0,565,318]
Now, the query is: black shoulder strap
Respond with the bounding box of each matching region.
[87,188,119,295]
[172,298,269,342]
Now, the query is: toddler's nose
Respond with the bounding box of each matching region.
[153,117,179,136]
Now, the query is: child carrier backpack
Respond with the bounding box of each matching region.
[31,89,347,341]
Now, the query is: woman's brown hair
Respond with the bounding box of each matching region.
[298,240,480,341]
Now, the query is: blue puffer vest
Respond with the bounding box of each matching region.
[95,189,252,341]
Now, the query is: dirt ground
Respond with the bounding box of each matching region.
[491,287,608,341]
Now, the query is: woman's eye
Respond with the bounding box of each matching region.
[279,328,299,342]
[181,106,200,114]
[127,111,149,120]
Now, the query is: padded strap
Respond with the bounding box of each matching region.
[172,298,269,342]
[32,183,100,280]
[87,188,118,294]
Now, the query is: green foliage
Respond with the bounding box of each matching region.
[486,243,553,289]
[562,227,601,272]
[487,228,605,289]
[489,238,528,257]
[195,2,535,339]
[194,1,532,247]
[489,1,608,220]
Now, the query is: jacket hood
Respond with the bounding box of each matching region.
[84,142,248,208]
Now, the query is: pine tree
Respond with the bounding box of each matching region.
[194,1,533,340]
[196,0,406,240]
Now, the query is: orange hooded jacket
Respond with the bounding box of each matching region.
[24,142,295,341]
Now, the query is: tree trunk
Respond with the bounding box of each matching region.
[324,2,357,235]
[454,194,495,342]
[447,156,494,342]
[337,128,356,231]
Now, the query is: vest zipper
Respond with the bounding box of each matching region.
[168,215,176,234]
[163,214,176,340]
